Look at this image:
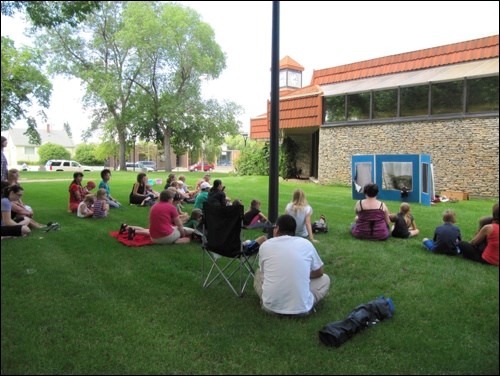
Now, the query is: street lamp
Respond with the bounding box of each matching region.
[132,134,137,172]
[242,132,248,148]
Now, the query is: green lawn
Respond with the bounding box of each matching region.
[2,171,498,374]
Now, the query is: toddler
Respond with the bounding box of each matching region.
[93,188,109,218]
[77,194,95,218]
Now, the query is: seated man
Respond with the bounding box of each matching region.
[254,214,330,316]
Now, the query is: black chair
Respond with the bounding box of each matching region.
[201,202,257,297]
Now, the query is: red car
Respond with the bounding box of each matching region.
[189,162,214,172]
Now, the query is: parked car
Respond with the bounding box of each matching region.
[44,160,95,172]
[189,162,215,172]
[125,162,154,172]
[137,160,157,171]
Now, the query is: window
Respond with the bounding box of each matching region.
[432,80,463,115]
[373,89,397,119]
[382,162,413,191]
[422,163,429,194]
[400,85,428,117]
[347,93,370,120]
[466,76,499,113]
[24,146,35,155]
[323,75,499,123]
[324,96,345,122]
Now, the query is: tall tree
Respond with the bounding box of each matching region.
[35,1,139,170]
[121,2,241,170]
[1,36,51,144]
[1,1,101,28]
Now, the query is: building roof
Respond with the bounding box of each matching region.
[311,34,499,86]
[250,34,499,139]
[279,56,304,72]
[8,127,75,148]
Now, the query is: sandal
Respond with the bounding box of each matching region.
[119,223,128,234]
[128,227,136,240]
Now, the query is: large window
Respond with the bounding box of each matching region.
[373,89,397,119]
[400,85,429,117]
[432,81,463,114]
[324,96,345,122]
[324,75,498,122]
[382,162,413,191]
[467,76,499,113]
[347,93,370,120]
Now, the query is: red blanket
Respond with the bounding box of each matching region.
[109,231,155,247]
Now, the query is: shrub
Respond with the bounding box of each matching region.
[37,142,71,163]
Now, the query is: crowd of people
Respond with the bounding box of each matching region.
[0,150,497,317]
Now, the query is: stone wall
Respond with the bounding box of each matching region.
[318,117,499,198]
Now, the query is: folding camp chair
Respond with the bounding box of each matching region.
[201,203,257,297]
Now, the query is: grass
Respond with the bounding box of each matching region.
[2,171,499,374]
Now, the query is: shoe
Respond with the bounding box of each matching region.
[128,227,136,240]
[119,223,128,234]
[45,222,60,232]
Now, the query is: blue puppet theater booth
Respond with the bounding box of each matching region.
[352,154,434,206]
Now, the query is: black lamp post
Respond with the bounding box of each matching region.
[132,134,137,172]
[242,132,248,148]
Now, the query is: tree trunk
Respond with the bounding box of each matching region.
[118,131,127,171]
[163,129,172,172]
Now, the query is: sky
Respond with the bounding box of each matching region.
[1,1,499,143]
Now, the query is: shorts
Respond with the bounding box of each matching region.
[1,225,24,237]
[151,228,181,245]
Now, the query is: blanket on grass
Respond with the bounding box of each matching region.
[109,231,155,247]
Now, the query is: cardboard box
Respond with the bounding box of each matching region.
[441,190,469,201]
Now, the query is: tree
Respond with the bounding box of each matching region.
[35,1,140,171]
[74,143,104,165]
[37,142,70,163]
[1,36,52,139]
[1,1,101,28]
[63,121,72,139]
[121,2,241,171]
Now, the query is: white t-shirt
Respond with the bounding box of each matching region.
[259,235,324,315]
[285,203,312,237]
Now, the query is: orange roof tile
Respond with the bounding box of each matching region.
[279,56,304,71]
[251,35,499,140]
[311,35,499,86]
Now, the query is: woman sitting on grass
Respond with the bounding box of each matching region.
[120,189,197,244]
[458,202,498,266]
[1,183,31,238]
[129,173,156,206]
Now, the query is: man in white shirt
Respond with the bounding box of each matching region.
[254,214,330,316]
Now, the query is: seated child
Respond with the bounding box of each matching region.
[422,209,461,255]
[93,188,109,218]
[185,208,203,231]
[145,184,160,200]
[243,199,270,229]
[390,202,419,238]
[77,194,95,218]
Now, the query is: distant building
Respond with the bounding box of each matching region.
[4,124,75,166]
[250,35,499,198]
